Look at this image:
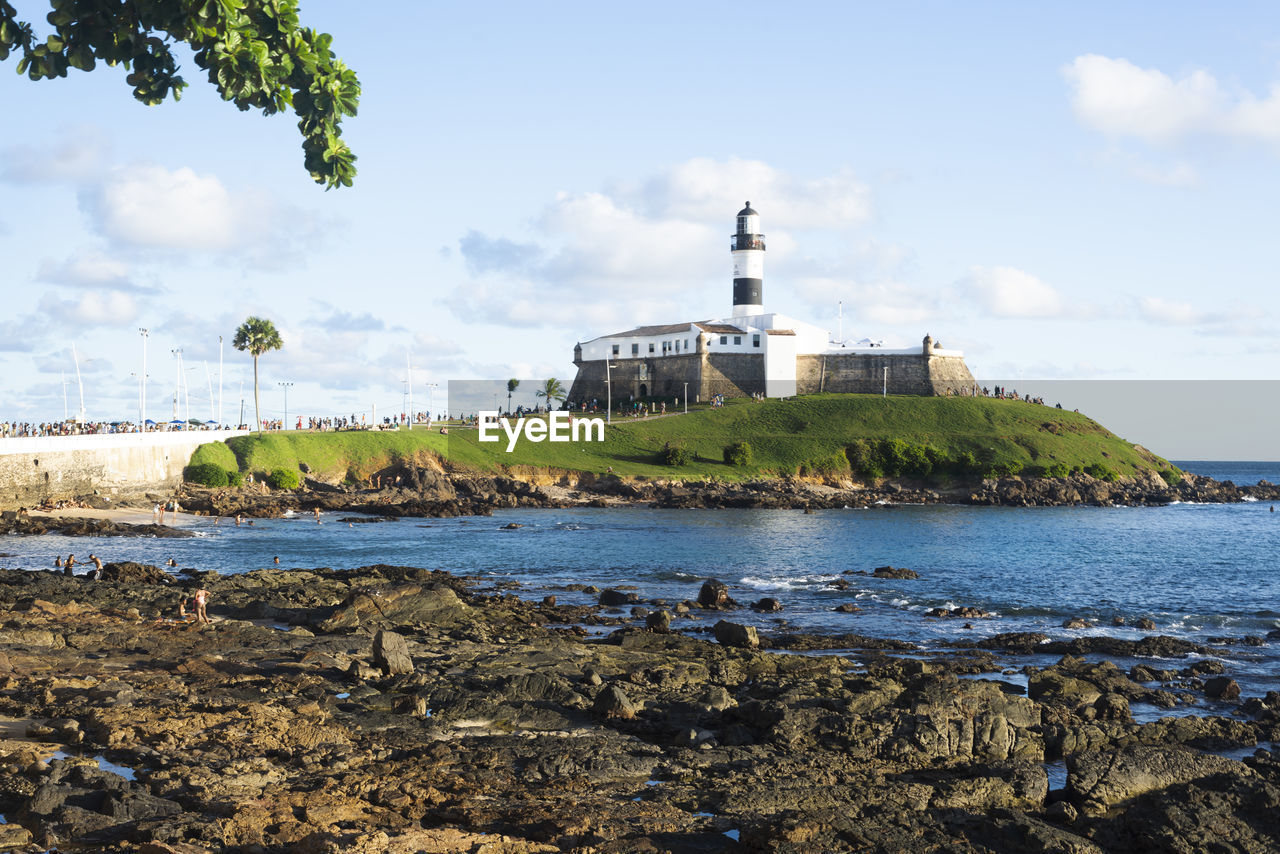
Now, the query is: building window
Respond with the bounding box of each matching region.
[674,340,680,353]
[753,334,760,348]
[649,343,655,354]
[611,344,619,356]
[686,339,691,349]
[734,336,741,345]
[631,343,639,356]
[720,336,727,345]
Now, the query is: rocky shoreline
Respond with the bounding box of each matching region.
[152,466,1280,523]
[0,564,1278,852]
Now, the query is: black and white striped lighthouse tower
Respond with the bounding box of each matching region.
[731,201,765,317]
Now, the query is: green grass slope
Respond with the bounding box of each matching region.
[188,394,1177,486]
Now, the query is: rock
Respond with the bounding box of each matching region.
[974,632,1051,652]
[500,522,522,529]
[697,579,737,609]
[541,595,557,606]
[871,566,919,579]
[1204,676,1241,700]
[1093,692,1131,722]
[1066,746,1252,812]
[645,609,672,632]
[1110,616,1127,626]
[592,684,637,719]
[582,668,603,687]
[751,597,783,612]
[99,561,172,584]
[1061,617,1091,629]
[834,603,861,613]
[319,583,468,632]
[392,694,428,716]
[372,630,414,676]
[1134,617,1157,630]
[599,589,640,607]
[713,620,760,649]
[701,685,736,712]
[1046,800,1078,823]
[347,660,380,680]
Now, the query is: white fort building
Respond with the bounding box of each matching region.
[567,203,976,406]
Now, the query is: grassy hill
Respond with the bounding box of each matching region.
[188,394,1178,486]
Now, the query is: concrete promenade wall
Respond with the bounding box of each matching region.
[0,430,247,509]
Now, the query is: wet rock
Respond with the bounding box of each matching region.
[1062,617,1092,629]
[1134,617,1157,630]
[871,566,919,580]
[645,609,672,632]
[713,620,760,649]
[1205,676,1241,700]
[99,561,172,584]
[372,630,414,676]
[972,632,1051,652]
[697,578,738,609]
[598,589,640,607]
[927,606,991,619]
[751,597,783,612]
[834,603,862,613]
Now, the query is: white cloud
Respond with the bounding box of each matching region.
[0,127,109,184]
[1064,54,1280,147]
[450,158,875,331]
[962,266,1066,318]
[38,290,139,327]
[36,249,152,292]
[1136,296,1268,336]
[81,165,238,251]
[1138,296,1208,325]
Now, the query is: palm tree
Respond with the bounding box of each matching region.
[506,378,520,414]
[232,316,283,432]
[535,377,566,412]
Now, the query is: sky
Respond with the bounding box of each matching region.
[2,1,1279,440]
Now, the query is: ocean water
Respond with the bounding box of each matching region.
[3,461,1279,716]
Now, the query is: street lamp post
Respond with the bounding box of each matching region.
[279,382,293,430]
[882,365,888,398]
[406,350,413,430]
[605,363,618,424]
[218,335,224,427]
[171,348,183,427]
[139,328,148,432]
[425,382,438,426]
[683,382,688,414]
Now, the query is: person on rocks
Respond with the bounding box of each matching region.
[153,503,161,524]
[88,554,103,580]
[54,555,62,568]
[193,588,210,624]
[65,554,76,572]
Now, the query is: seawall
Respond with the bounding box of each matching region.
[0,430,246,510]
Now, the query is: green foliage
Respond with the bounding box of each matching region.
[189,440,238,472]
[658,442,693,466]
[1044,461,1071,479]
[1160,468,1183,486]
[183,461,229,487]
[208,394,1171,486]
[0,0,358,188]
[226,469,244,488]
[536,378,566,408]
[723,441,753,466]
[986,459,1024,478]
[233,315,284,432]
[1084,462,1119,482]
[267,467,301,490]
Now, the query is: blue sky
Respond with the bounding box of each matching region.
[2,1,1279,425]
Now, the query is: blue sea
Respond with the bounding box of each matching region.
[2,460,1278,719]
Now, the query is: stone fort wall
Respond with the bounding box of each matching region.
[568,351,974,404]
[0,431,246,510]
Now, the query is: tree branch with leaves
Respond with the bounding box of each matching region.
[0,0,359,188]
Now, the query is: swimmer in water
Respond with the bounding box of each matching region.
[273,556,280,565]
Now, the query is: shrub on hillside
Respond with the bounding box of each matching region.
[723,441,753,466]
[226,470,245,488]
[1084,462,1118,482]
[986,460,1024,478]
[183,462,230,488]
[1160,468,1183,486]
[658,443,693,466]
[267,467,302,490]
[1044,462,1070,479]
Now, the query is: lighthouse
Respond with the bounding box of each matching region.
[731,201,765,317]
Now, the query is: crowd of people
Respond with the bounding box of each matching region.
[0,420,237,439]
